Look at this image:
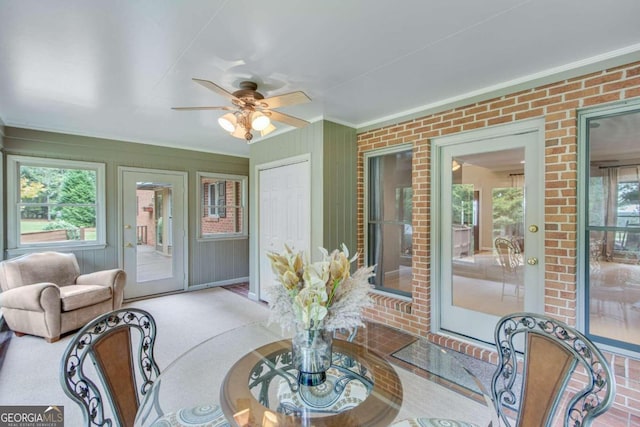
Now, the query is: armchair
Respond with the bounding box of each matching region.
[0,251,125,342]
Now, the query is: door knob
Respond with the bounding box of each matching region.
[124,224,132,229]
[528,225,539,233]
[125,243,134,248]
[527,257,538,265]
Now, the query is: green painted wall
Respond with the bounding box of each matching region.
[2,127,249,287]
[248,120,357,300]
[322,121,357,255]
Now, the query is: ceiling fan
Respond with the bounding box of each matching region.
[172,79,311,141]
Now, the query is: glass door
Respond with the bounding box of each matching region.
[437,129,543,344]
[121,168,187,299]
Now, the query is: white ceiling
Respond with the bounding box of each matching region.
[1,0,640,158]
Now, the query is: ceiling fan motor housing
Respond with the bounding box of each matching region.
[232,81,264,101]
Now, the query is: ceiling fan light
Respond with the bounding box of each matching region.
[230,125,247,139]
[260,123,277,137]
[251,112,271,131]
[218,113,237,132]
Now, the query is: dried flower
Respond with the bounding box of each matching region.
[267,244,374,332]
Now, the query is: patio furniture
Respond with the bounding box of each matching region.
[491,312,616,427]
[60,309,160,426]
[60,308,228,427]
[135,322,497,426]
[0,251,126,342]
[495,237,522,301]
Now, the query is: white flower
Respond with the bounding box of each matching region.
[267,244,375,332]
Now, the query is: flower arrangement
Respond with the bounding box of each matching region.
[266,244,374,332]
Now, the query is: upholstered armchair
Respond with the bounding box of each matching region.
[0,252,126,342]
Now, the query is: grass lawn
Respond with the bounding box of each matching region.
[21,220,97,240]
[20,220,50,233]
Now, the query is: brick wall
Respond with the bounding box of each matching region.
[136,190,156,246]
[357,61,640,418]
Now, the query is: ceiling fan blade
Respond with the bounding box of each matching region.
[171,106,235,111]
[266,110,309,128]
[259,91,311,109]
[192,78,241,103]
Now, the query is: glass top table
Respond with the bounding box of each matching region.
[135,322,497,427]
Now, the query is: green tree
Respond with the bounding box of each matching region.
[59,170,96,227]
[492,187,524,236]
[452,184,474,225]
[20,166,67,219]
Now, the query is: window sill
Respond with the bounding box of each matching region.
[6,243,108,257]
[370,290,413,314]
[196,235,248,243]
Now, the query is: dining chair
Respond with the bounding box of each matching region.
[491,312,616,427]
[494,237,522,301]
[60,308,161,426]
[60,308,228,427]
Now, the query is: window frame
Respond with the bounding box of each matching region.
[363,143,414,298]
[578,98,640,357]
[197,172,247,240]
[6,155,106,253]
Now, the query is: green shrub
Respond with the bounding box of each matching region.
[43,220,80,240]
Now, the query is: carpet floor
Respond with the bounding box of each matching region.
[0,286,494,426]
[0,287,270,426]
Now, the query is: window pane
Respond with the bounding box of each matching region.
[368,223,412,294]
[18,165,98,245]
[585,108,640,350]
[367,148,413,296]
[199,173,246,237]
[589,229,640,346]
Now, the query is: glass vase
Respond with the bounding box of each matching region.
[291,327,333,386]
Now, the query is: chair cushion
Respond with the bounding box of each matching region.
[60,285,112,311]
[389,419,478,427]
[150,404,228,426]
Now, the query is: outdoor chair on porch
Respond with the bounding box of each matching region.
[495,237,522,301]
[491,312,616,426]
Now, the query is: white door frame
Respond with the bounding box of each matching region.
[255,154,311,302]
[431,118,545,342]
[118,167,188,299]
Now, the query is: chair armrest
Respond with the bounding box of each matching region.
[76,269,125,287]
[0,283,60,312]
[76,269,126,309]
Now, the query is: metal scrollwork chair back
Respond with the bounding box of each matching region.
[491,313,616,427]
[60,308,161,427]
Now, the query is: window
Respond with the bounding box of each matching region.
[365,146,413,296]
[208,181,227,218]
[7,156,105,249]
[198,172,247,238]
[580,102,640,353]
